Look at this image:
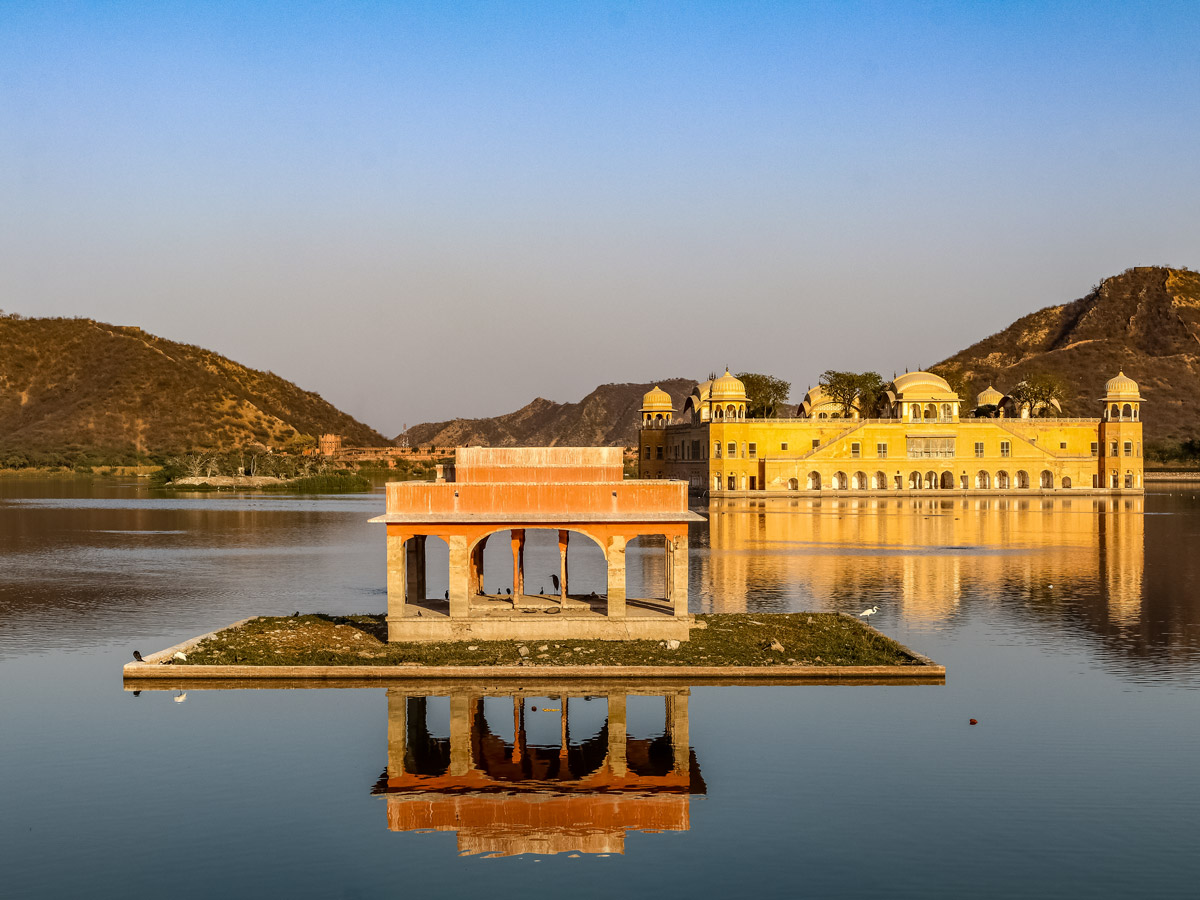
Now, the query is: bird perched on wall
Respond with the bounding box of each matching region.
[132,650,144,662]
[551,574,560,592]
[859,606,880,621]
[445,589,449,600]
[506,588,512,596]
[539,586,545,595]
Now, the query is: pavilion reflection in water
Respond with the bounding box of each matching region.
[374,687,704,857]
[696,495,1144,624]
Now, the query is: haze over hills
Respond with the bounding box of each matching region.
[0,315,388,452]
[401,379,696,448]
[933,266,1200,444]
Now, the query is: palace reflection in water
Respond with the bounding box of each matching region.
[374,687,704,858]
[694,496,1144,623]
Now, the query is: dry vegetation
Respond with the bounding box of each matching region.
[177,613,925,668]
[0,314,388,456]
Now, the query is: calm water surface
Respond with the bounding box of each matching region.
[1,479,1198,898]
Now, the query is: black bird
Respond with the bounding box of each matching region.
[292,611,299,617]
[506,588,512,596]
[132,650,144,663]
[551,574,560,592]
[540,586,545,595]
[444,589,449,600]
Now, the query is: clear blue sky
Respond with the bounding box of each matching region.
[3,1,1198,433]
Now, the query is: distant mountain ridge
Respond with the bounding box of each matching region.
[933,266,1200,443]
[402,379,696,448]
[0,315,388,451]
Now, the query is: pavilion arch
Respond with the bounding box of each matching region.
[996,470,1010,489]
[872,471,888,490]
[1062,476,1072,489]
[924,470,938,489]
[807,471,822,490]
[924,403,937,419]
[1016,470,1031,489]
[1111,404,1120,418]
[832,471,848,490]
[908,471,922,489]
[942,403,953,419]
[788,477,799,491]
[1040,470,1054,489]
[467,527,607,602]
[400,696,452,776]
[852,471,867,490]
[1123,403,1133,418]
[818,412,828,419]
[976,470,991,489]
[940,471,955,490]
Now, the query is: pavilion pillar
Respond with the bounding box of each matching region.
[668,534,689,617]
[558,530,570,601]
[447,535,470,618]
[606,535,627,618]
[469,536,487,597]
[607,693,627,777]
[405,535,426,604]
[386,688,407,778]
[512,696,524,765]
[667,691,690,775]
[449,692,473,777]
[558,695,569,766]
[510,529,525,604]
[386,532,407,619]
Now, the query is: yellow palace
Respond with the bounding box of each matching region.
[638,369,1144,494]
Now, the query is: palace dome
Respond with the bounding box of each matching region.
[1104,371,1141,398]
[710,369,747,401]
[640,385,674,412]
[976,385,1004,407]
[892,370,954,396]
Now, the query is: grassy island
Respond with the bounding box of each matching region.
[173,612,927,669]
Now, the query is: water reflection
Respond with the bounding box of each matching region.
[374,687,703,857]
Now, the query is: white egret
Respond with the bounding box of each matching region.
[858,605,880,621]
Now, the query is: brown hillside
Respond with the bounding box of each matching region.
[402,379,696,448]
[0,315,388,451]
[932,267,1200,443]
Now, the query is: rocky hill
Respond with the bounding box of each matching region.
[933,267,1200,444]
[401,379,696,448]
[0,315,388,452]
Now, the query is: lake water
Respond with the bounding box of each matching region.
[1,479,1198,898]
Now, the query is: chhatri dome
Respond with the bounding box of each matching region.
[1104,371,1142,399]
[710,369,747,402]
[976,385,1004,407]
[891,370,956,398]
[641,385,674,412]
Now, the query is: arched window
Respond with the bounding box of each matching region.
[852,471,866,490]
[908,471,922,489]
[1111,404,1120,418]
[1124,471,1134,489]
[997,470,1010,489]
[833,471,848,490]
[1122,404,1132,418]
[1040,470,1053,489]
[942,403,952,419]
[940,471,955,489]
[728,474,736,491]
[1062,476,1072,489]
[1017,470,1030,489]
[873,471,887,490]
[807,471,821,490]
[924,404,937,420]
[818,412,828,419]
[788,477,799,491]
[976,470,991,489]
